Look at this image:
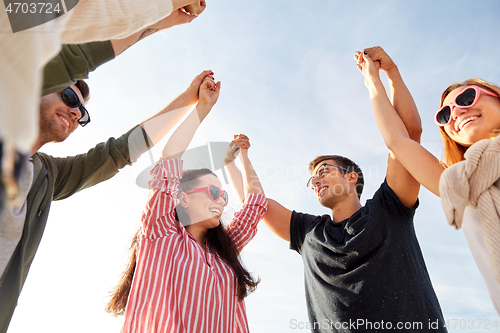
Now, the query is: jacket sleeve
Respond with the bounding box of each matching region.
[50,125,151,200]
[41,41,115,96]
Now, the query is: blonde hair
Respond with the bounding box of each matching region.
[438,78,500,166]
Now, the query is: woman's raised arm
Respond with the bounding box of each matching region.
[224,134,265,203]
[160,73,221,160]
[358,52,445,196]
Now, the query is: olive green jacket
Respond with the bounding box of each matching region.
[0,125,151,332]
[0,41,145,333]
[42,40,115,96]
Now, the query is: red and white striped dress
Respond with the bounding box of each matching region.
[122,158,268,333]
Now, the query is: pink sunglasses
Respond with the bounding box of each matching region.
[435,85,498,126]
[185,185,228,206]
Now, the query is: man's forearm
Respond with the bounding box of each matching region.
[386,66,422,142]
[111,0,202,55]
[225,162,245,204]
[140,70,214,147]
[140,93,194,146]
[110,27,160,56]
[241,154,264,197]
[160,104,210,160]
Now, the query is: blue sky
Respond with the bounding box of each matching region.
[7,0,500,332]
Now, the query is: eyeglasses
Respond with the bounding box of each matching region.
[435,85,498,126]
[306,162,352,189]
[61,87,90,127]
[185,185,228,206]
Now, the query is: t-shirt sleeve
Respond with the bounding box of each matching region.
[371,179,419,221]
[289,211,321,254]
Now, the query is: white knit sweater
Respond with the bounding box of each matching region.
[0,0,173,153]
[439,135,500,286]
[462,207,500,314]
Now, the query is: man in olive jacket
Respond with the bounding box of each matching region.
[0,38,214,333]
[0,70,213,332]
[0,8,208,332]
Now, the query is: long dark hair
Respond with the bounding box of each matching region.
[106,169,259,316]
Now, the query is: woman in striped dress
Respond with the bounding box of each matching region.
[106,73,268,332]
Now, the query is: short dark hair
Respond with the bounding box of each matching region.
[74,80,90,103]
[309,155,364,199]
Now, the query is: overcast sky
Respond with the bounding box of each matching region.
[7,1,500,332]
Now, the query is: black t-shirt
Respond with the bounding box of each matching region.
[290,180,446,333]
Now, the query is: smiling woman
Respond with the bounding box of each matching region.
[437,79,500,165]
[105,73,268,333]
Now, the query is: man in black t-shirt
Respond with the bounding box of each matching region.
[262,47,447,333]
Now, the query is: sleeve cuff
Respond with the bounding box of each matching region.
[83,41,116,71]
[243,193,268,210]
[148,158,183,190]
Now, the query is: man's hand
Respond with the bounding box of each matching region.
[198,75,221,110]
[180,70,214,106]
[224,134,250,165]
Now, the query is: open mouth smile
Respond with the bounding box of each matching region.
[317,185,328,196]
[457,115,480,131]
[209,207,222,216]
[57,114,71,129]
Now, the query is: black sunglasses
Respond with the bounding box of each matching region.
[61,87,90,127]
